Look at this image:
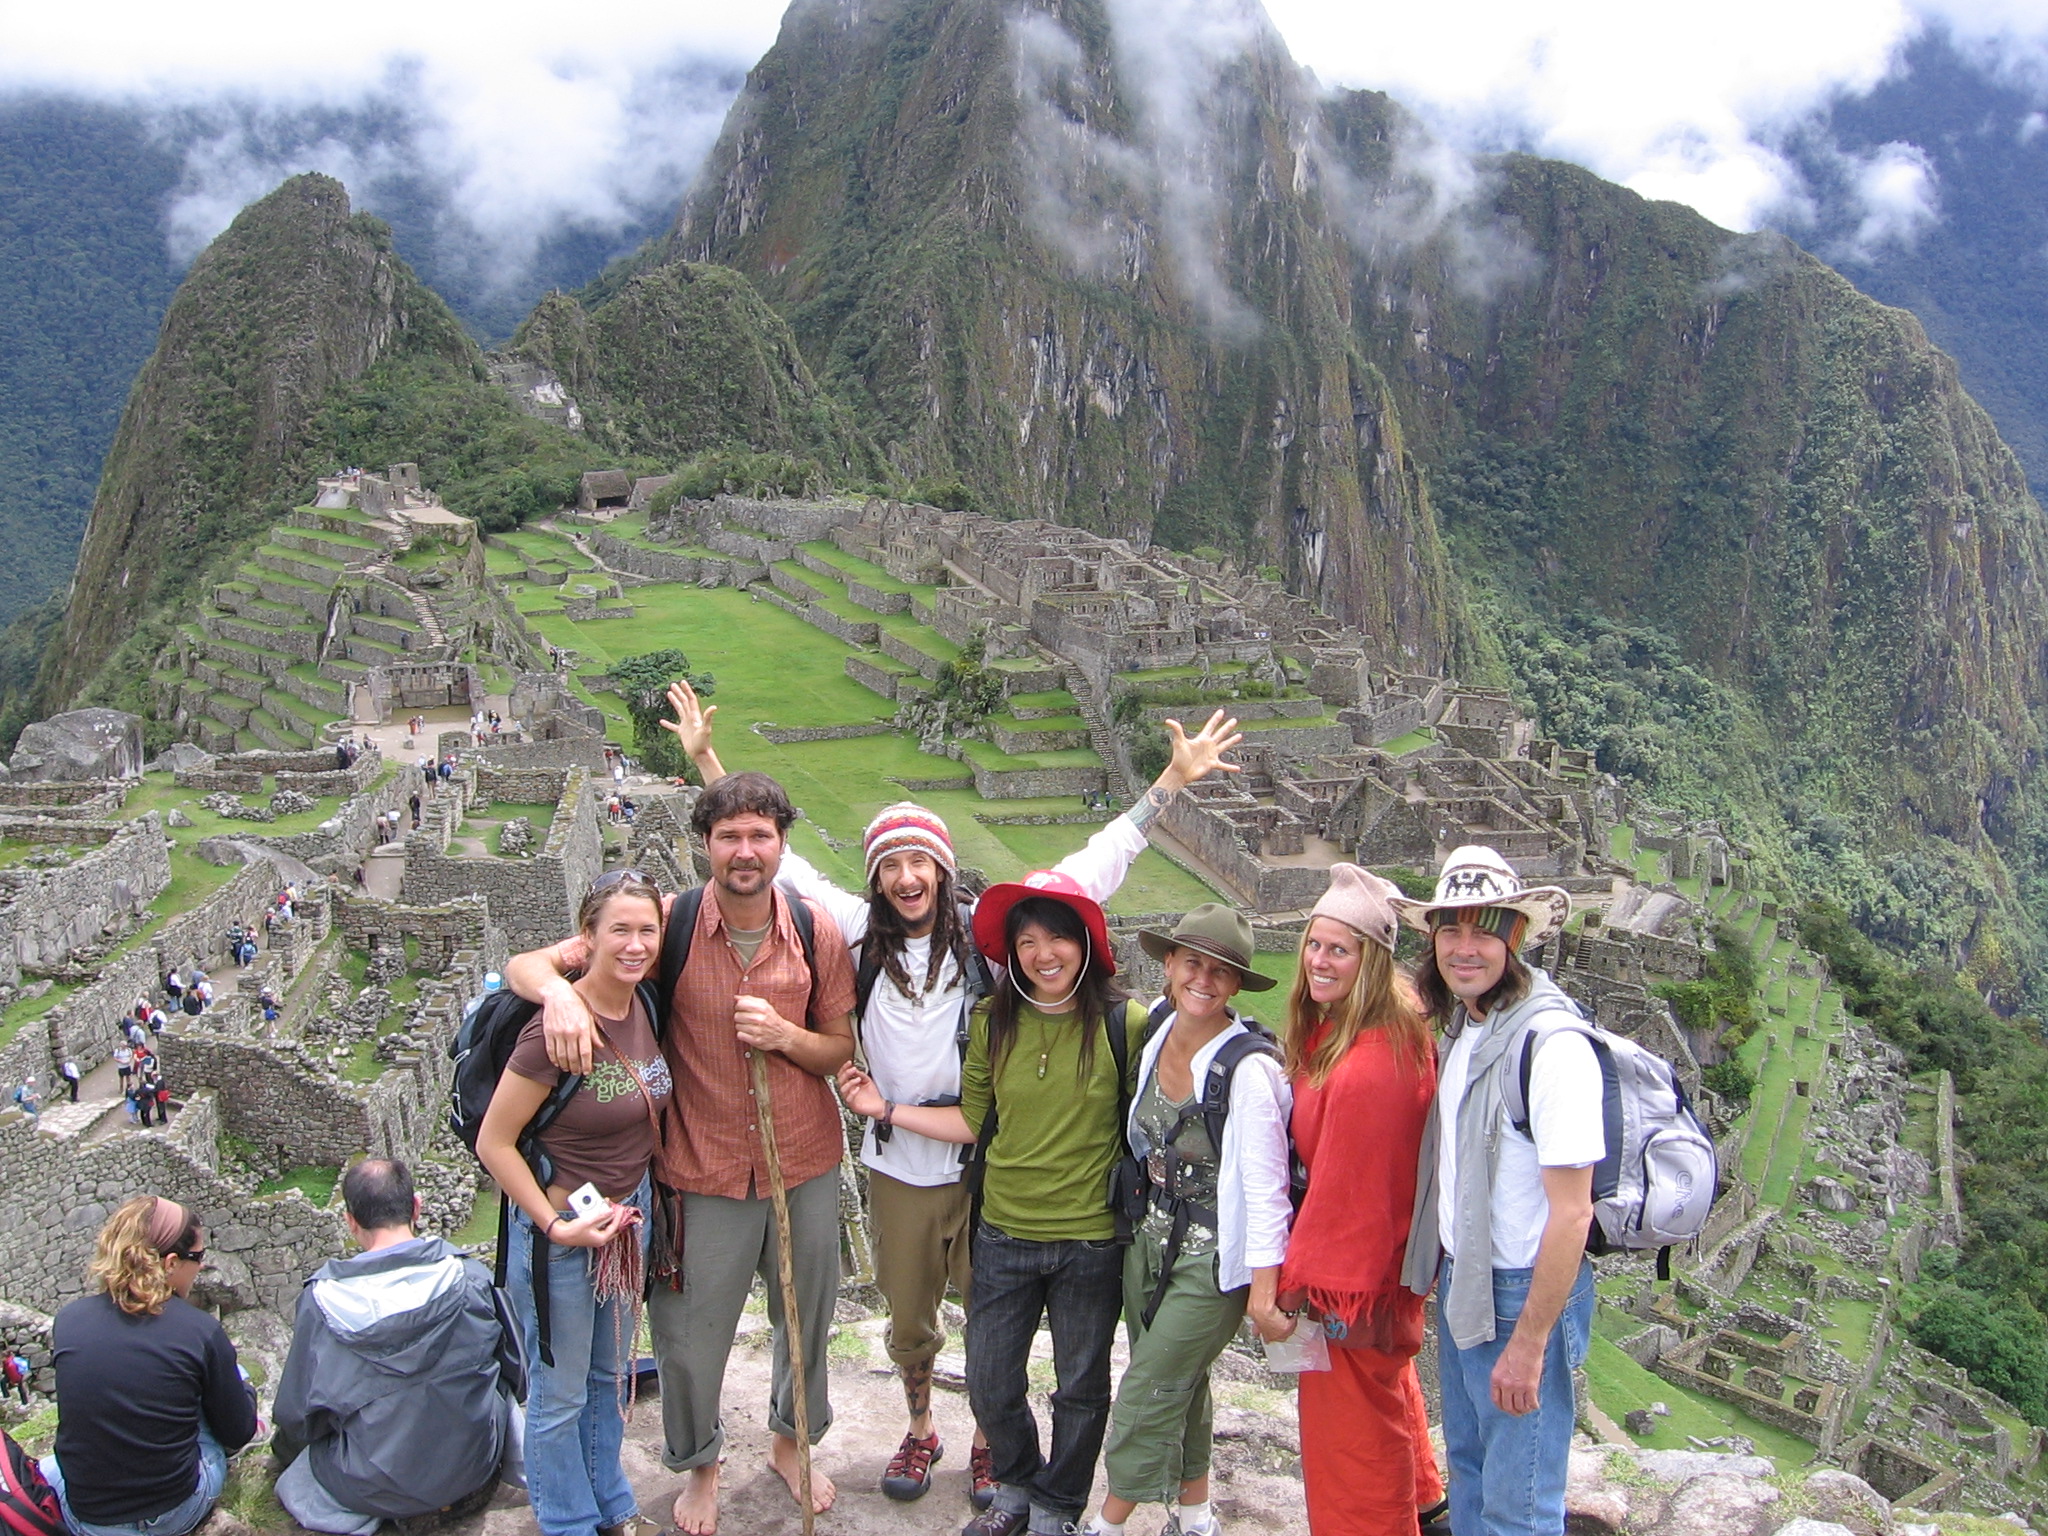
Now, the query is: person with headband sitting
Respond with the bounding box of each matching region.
[42,1196,258,1536]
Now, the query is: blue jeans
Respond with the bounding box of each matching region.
[507,1178,650,1536]
[1438,1258,1595,1536]
[965,1223,1125,1531]
[42,1422,227,1536]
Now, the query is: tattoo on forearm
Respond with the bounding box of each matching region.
[1129,784,1173,830]
[901,1356,933,1417]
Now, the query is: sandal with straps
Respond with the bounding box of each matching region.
[881,1431,944,1501]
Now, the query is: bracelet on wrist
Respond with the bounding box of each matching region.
[881,1100,896,1130]
[545,1214,564,1238]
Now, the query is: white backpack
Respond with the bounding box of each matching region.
[1503,1005,1718,1274]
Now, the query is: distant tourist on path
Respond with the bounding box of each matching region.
[273,1159,519,1534]
[41,1196,258,1536]
[59,1059,80,1103]
[661,674,1242,1511]
[1395,848,1596,1536]
[115,1041,135,1090]
[10,1078,40,1120]
[1271,865,1444,1536]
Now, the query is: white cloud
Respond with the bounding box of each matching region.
[0,1,784,286]
[1836,140,1941,260]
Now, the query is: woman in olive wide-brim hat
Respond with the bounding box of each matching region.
[1268,865,1447,1536]
[1081,904,1291,1536]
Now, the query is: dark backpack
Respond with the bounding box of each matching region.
[655,885,818,1021]
[1133,999,1284,1326]
[0,1429,63,1536]
[853,904,989,1165]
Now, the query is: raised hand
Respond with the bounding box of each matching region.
[1159,708,1244,791]
[661,678,718,762]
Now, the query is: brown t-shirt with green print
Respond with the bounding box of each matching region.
[507,994,670,1200]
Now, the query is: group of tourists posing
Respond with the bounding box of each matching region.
[487,678,1606,1536]
[31,677,1606,1536]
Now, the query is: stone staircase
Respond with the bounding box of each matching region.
[1063,667,1138,799]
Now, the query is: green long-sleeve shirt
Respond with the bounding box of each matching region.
[959,999,1145,1242]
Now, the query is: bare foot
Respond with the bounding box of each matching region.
[672,1463,720,1536]
[768,1433,837,1515]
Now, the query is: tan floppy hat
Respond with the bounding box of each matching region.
[1389,844,1571,949]
[1137,903,1278,991]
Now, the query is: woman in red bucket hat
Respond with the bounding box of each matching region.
[841,866,1149,1536]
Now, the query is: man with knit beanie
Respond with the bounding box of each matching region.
[663,676,1244,1514]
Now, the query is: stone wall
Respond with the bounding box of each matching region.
[968,760,1107,799]
[0,814,171,981]
[253,763,419,871]
[845,655,905,699]
[0,1088,345,1315]
[476,736,611,773]
[880,633,946,681]
[755,723,892,744]
[400,767,602,951]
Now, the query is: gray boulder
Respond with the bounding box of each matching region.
[146,742,214,775]
[9,708,146,782]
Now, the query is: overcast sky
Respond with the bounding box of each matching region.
[4,0,2047,277]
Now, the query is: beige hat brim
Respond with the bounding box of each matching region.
[1389,887,1572,949]
[1137,928,1279,990]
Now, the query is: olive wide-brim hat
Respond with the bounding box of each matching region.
[1136,903,1278,991]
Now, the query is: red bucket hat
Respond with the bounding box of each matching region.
[972,870,1117,975]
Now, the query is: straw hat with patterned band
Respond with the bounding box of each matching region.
[971,870,1116,974]
[1136,903,1278,991]
[1388,844,1572,950]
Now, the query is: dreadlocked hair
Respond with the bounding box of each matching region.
[864,864,969,1003]
[984,896,1127,1083]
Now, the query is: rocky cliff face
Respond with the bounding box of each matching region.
[662,0,2048,975]
[41,174,476,710]
[663,0,1465,669]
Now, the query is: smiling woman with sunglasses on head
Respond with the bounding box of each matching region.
[42,1196,259,1536]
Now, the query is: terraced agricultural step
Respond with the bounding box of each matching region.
[193,660,270,705]
[341,633,407,667]
[271,527,380,562]
[253,545,348,586]
[191,632,288,681]
[191,687,256,732]
[281,664,350,713]
[247,706,314,752]
[349,612,421,650]
[206,611,323,664]
[268,688,335,737]
[191,716,241,754]
[317,657,369,688]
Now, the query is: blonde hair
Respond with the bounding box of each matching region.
[1283,923,1431,1088]
[89,1196,196,1316]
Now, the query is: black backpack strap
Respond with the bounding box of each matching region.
[658,887,706,1019]
[788,893,818,990]
[854,940,882,1023]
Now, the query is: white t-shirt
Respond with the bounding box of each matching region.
[775,816,1149,1187]
[1437,1019,1606,1270]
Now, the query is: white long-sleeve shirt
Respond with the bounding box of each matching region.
[1128,1012,1294,1293]
[777,814,1150,1187]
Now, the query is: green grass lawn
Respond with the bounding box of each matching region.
[1379,728,1435,756]
[257,1165,341,1204]
[1583,1335,1815,1465]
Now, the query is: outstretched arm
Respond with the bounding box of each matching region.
[1056,707,1244,903]
[503,939,598,1075]
[663,678,727,785]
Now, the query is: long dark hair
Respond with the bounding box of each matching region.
[985,896,1126,1081]
[865,865,971,1002]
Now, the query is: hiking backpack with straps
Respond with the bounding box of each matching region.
[1502,1006,1718,1275]
[1133,998,1284,1326]
[0,1428,63,1536]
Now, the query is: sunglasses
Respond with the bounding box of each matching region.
[589,869,653,894]
[171,1249,205,1264]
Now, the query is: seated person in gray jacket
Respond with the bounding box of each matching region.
[272,1158,523,1534]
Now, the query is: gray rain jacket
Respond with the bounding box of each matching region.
[272,1236,522,1517]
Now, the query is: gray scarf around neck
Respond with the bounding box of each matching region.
[1401,969,1583,1350]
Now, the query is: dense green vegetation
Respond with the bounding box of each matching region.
[609,649,715,778]
[0,98,183,626]
[1797,899,2048,1419]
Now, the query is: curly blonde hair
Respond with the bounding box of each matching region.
[89,1196,196,1316]
[1282,924,1431,1088]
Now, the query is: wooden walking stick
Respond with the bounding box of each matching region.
[749,1046,815,1536]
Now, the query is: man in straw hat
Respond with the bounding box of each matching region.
[1392,846,1602,1536]
[654,676,1244,1511]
